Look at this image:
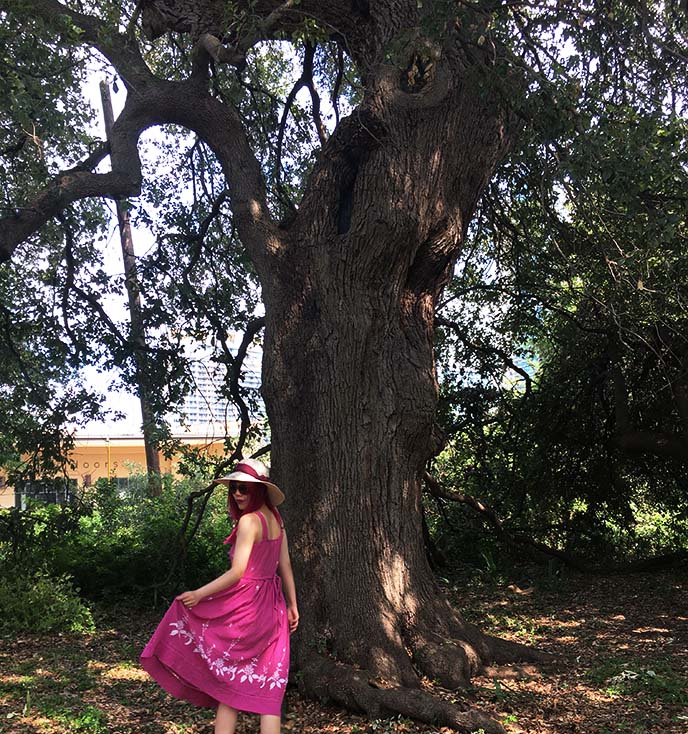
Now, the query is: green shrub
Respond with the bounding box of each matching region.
[0,567,94,634]
[54,477,231,602]
[0,474,234,606]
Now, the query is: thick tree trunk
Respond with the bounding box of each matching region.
[257,70,540,729]
[261,253,537,731]
[265,282,443,680]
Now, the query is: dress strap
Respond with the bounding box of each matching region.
[254,511,269,542]
[270,506,284,532]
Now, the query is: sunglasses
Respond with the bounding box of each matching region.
[230,483,252,496]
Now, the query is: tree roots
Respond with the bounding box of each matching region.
[295,598,549,732]
[298,652,506,734]
[482,632,553,666]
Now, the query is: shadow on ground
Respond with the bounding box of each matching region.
[1,569,685,734]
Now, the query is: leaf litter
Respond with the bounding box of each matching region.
[0,568,685,733]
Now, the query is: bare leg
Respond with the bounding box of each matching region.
[260,714,281,734]
[215,703,238,734]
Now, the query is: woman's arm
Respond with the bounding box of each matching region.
[278,532,299,632]
[177,513,259,608]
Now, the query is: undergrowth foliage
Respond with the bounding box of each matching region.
[0,567,94,634]
[0,475,233,633]
[425,448,688,577]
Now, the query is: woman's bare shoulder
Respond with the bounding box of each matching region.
[236,513,261,532]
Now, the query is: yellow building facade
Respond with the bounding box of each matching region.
[0,434,228,508]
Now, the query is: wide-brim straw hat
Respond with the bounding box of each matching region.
[213,458,285,506]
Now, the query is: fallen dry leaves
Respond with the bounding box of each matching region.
[0,567,685,733]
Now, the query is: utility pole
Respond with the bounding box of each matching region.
[100,80,162,495]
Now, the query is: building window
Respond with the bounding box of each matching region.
[14,478,77,508]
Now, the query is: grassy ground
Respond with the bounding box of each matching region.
[0,567,686,734]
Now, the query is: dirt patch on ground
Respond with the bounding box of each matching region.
[1,568,685,733]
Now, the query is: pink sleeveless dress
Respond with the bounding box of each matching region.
[140,510,289,716]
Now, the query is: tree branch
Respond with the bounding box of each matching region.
[0,167,141,262]
[608,339,688,460]
[2,2,283,267]
[613,430,688,460]
[0,304,41,394]
[210,318,266,469]
[424,471,598,573]
[9,0,154,90]
[435,315,532,397]
[157,318,267,594]
[58,214,88,361]
[331,43,345,126]
[197,0,301,68]
[139,0,390,70]
[0,134,28,157]
[274,43,323,191]
[424,471,688,572]
[2,72,281,267]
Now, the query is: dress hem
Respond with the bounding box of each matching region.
[140,652,285,716]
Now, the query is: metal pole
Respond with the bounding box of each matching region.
[99,81,162,494]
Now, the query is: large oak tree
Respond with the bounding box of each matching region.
[1,1,685,730]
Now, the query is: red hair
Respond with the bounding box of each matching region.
[225,482,275,546]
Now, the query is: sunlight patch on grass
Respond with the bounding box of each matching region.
[586,658,688,706]
[631,626,670,634]
[101,664,148,681]
[566,683,625,705]
[0,673,35,685]
[544,618,582,628]
[163,719,196,733]
[86,660,108,672]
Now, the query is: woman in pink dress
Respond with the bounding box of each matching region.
[140,459,299,734]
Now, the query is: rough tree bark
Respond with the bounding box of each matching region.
[260,50,540,729]
[0,1,544,729]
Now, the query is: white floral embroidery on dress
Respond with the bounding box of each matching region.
[168,618,194,646]
[265,662,285,690]
[167,616,288,690]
